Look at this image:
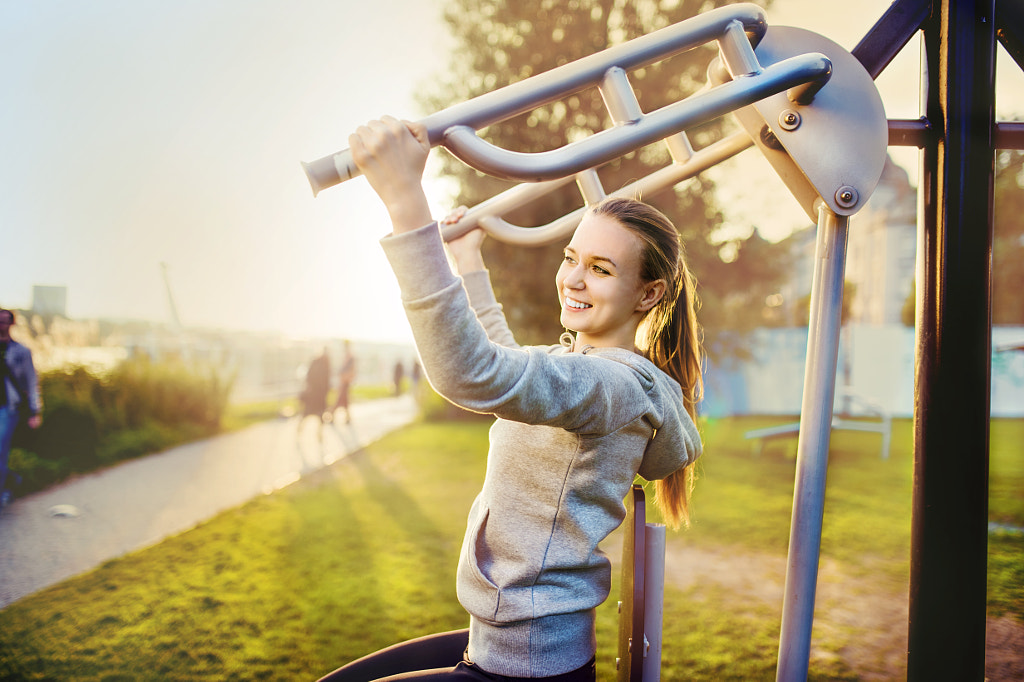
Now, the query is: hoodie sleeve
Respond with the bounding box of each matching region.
[461,269,519,349]
[381,224,663,436]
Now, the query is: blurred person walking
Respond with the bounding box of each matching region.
[299,348,331,440]
[332,340,357,424]
[0,309,42,510]
[393,360,405,396]
[410,360,421,397]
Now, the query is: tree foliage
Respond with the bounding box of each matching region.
[899,149,1024,327]
[994,149,1024,325]
[419,0,790,355]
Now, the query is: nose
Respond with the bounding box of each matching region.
[563,263,585,289]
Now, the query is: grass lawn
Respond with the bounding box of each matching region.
[0,416,1020,681]
[221,384,397,432]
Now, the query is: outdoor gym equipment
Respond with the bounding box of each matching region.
[305,0,1022,678]
[305,4,886,681]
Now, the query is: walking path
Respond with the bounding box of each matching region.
[0,395,419,610]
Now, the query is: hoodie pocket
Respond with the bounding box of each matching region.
[457,506,502,621]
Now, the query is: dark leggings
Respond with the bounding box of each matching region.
[316,629,596,682]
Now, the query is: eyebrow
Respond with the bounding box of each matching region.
[564,246,618,269]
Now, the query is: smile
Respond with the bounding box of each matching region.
[565,297,592,310]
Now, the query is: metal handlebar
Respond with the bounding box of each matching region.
[438,53,828,182]
[438,130,754,246]
[303,6,887,253]
[302,2,773,195]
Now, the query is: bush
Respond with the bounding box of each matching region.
[106,359,231,431]
[96,422,180,464]
[32,401,101,468]
[6,448,61,492]
[9,358,234,495]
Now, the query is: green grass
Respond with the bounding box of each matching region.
[687,418,916,580]
[991,418,1024,525]
[221,384,396,431]
[0,417,1019,681]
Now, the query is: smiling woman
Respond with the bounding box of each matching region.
[309,117,705,682]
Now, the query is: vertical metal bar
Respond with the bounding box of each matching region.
[664,132,694,163]
[643,524,666,682]
[599,67,644,124]
[718,18,762,77]
[908,0,995,679]
[575,169,607,204]
[776,204,850,682]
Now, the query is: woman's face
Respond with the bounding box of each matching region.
[555,212,661,350]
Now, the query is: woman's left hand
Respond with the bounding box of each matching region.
[446,217,487,274]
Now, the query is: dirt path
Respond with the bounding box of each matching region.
[662,543,1024,680]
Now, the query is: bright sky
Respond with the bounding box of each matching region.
[2,0,1022,343]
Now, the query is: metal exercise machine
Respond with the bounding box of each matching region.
[304,0,1024,679]
[305,3,885,680]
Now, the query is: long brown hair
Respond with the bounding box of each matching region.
[589,197,704,529]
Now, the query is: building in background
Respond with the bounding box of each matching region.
[31,285,68,318]
[778,156,917,327]
[843,158,917,325]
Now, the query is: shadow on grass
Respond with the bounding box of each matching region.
[286,426,474,677]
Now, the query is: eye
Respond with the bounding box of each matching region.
[592,264,610,275]
[563,253,576,265]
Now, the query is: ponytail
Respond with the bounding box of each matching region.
[644,257,703,529]
[590,197,704,530]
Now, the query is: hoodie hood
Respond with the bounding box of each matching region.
[580,346,702,480]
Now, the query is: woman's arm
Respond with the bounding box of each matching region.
[442,214,519,348]
[350,117,645,432]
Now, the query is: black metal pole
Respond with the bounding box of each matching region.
[909,0,995,679]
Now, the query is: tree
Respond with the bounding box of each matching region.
[994,149,1024,325]
[794,280,857,328]
[420,0,790,355]
[898,150,1023,327]
[900,279,915,327]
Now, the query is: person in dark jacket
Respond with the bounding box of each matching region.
[0,309,42,509]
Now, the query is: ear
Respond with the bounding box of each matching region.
[636,279,667,313]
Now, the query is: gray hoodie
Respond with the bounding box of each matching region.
[381,223,701,677]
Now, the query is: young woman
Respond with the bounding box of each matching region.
[319,116,703,682]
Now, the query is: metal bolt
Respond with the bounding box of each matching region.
[778,109,801,131]
[835,186,859,209]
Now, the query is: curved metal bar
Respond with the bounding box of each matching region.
[439,129,754,246]
[302,2,768,195]
[440,54,830,182]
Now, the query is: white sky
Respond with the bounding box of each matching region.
[2,0,1022,343]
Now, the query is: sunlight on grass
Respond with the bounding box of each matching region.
[0,417,1019,681]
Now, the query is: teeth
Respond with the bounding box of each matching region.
[566,297,592,310]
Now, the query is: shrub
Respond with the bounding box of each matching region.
[106,358,231,431]
[32,401,101,468]
[9,358,234,495]
[6,448,62,492]
[95,422,179,464]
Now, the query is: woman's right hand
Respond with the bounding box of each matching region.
[349,116,433,234]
